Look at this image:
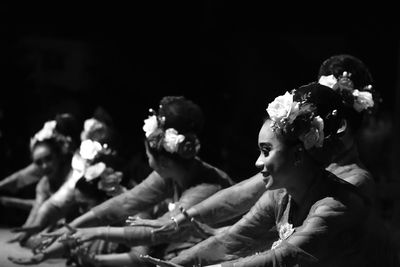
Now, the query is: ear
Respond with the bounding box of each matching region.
[158,156,172,169]
[337,119,347,136]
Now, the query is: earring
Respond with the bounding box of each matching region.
[294,147,303,167]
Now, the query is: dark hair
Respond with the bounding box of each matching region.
[318,54,374,132]
[84,107,119,150]
[31,114,79,161]
[295,82,344,141]
[318,54,373,89]
[74,177,108,202]
[268,82,344,149]
[32,138,63,158]
[54,113,80,151]
[146,96,204,163]
[158,96,205,134]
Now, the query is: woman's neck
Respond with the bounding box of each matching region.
[285,160,322,205]
[171,159,197,188]
[48,162,70,191]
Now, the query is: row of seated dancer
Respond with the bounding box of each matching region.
[0,54,398,267]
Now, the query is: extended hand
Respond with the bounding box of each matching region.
[11,225,42,235]
[126,216,166,228]
[190,218,218,238]
[7,233,27,244]
[60,227,102,246]
[37,223,76,251]
[139,255,183,267]
[8,253,45,265]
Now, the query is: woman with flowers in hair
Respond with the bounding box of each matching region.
[140,83,398,267]
[7,113,79,246]
[10,110,122,248]
[9,150,131,266]
[16,96,233,266]
[122,54,380,245]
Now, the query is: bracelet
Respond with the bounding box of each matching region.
[179,206,192,221]
[170,217,179,231]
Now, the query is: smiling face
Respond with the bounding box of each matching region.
[255,119,298,190]
[32,143,61,182]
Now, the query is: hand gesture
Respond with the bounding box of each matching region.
[139,254,183,267]
[8,253,45,265]
[60,227,101,246]
[36,223,76,252]
[11,225,41,236]
[189,218,218,238]
[126,216,163,227]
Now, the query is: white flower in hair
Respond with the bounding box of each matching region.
[267,91,299,124]
[163,128,185,153]
[352,89,374,112]
[71,153,86,173]
[81,118,105,140]
[318,75,338,89]
[299,116,325,150]
[34,120,57,142]
[143,115,158,138]
[79,139,103,160]
[84,162,107,181]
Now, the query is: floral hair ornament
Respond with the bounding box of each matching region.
[30,120,73,154]
[266,91,325,150]
[79,139,116,161]
[318,71,375,113]
[143,108,201,158]
[84,162,124,197]
[80,118,107,141]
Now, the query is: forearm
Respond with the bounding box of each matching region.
[30,201,63,230]
[70,210,102,228]
[0,196,34,210]
[100,226,153,246]
[94,253,134,267]
[40,239,68,260]
[0,163,41,193]
[190,174,265,225]
[23,201,42,226]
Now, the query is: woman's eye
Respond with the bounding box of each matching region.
[259,148,270,157]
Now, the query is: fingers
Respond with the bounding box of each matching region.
[190,218,212,239]
[140,254,162,264]
[139,255,183,267]
[33,236,57,253]
[40,232,62,238]
[63,223,77,234]
[8,256,32,265]
[151,225,168,234]
[11,226,33,233]
[7,234,23,243]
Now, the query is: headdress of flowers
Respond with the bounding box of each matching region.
[142,108,201,159]
[83,162,124,197]
[80,118,108,141]
[74,139,122,196]
[318,71,376,113]
[30,120,74,154]
[266,90,325,150]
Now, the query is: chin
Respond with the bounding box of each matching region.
[263,176,274,190]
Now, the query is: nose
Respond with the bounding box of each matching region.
[255,155,265,170]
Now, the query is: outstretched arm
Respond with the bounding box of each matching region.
[0,163,42,193]
[181,173,265,226]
